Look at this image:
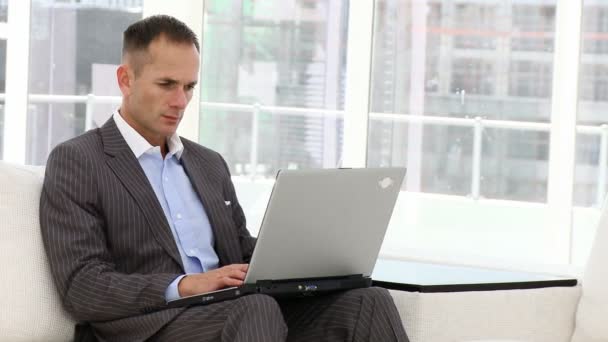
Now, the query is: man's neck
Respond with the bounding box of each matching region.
[117,108,169,158]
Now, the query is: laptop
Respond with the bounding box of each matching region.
[167,167,406,308]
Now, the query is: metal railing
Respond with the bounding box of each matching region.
[4,93,607,206]
[27,93,122,131]
[198,101,608,206]
[370,112,608,206]
[200,101,344,179]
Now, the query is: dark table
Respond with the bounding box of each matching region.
[371,258,577,293]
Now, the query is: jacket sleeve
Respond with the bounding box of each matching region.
[39,143,180,322]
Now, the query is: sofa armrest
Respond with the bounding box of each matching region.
[389,286,581,342]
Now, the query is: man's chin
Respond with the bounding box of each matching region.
[159,125,179,137]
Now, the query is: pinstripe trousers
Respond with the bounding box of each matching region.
[150,287,409,342]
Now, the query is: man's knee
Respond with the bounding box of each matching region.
[368,286,393,300]
[225,294,287,341]
[233,294,284,319]
[350,286,393,302]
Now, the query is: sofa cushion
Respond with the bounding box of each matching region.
[0,162,75,341]
[389,286,580,342]
[571,197,608,342]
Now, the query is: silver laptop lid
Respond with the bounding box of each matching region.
[244,167,406,283]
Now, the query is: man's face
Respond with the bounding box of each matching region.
[118,36,199,146]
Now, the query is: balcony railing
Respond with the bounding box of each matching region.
[3,93,607,206]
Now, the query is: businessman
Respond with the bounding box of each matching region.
[40,15,409,342]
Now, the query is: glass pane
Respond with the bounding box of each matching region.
[573,1,608,266]
[368,0,559,266]
[480,129,549,202]
[26,0,143,165]
[0,39,6,160]
[369,120,474,196]
[0,105,3,160]
[576,2,608,208]
[0,0,7,22]
[200,0,348,176]
[574,133,600,208]
[369,0,556,201]
[511,5,555,52]
[453,4,497,50]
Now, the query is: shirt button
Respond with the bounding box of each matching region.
[176,213,182,220]
[189,249,196,254]
[164,177,169,182]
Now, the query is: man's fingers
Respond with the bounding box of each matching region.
[224,269,246,280]
[227,263,248,272]
[220,264,248,278]
[178,264,250,296]
[222,277,244,287]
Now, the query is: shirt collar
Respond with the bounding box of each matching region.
[112,110,184,160]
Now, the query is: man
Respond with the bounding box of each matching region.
[40,15,409,342]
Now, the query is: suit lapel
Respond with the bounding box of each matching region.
[100,118,183,269]
[180,147,243,266]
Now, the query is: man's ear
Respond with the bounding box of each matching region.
[117,64,133,96]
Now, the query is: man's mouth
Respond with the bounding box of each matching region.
[161,115,180,122]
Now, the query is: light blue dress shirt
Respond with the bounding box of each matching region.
[113,111,219,301]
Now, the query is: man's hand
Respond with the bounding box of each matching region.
[178,264,249,297]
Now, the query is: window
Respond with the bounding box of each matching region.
[0,40,6,160]
[511,5,555,52]
[199,0,348,179]
[582,5,608,54]
[451,58,495,96]
[0,0,6,160]
[508,60,552,98]
[0,0,7,22]
[453,4,497,50]
[572,3,608,267]
[580,64,608,102]
[575,3,608,209]
[368,0,559,266]
[26,0,142,165]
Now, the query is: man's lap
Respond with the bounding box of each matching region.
[149,287,401,342]
[280,287,401,341]
[149,293,284,342]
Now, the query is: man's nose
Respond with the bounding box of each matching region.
[170,88,188,108]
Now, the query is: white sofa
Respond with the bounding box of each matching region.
[0,161,605,341]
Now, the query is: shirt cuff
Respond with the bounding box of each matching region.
[165,274,187,302]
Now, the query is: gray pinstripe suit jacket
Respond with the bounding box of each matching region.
[40,117,256,341]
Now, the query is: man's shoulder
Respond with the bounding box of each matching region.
[50,128,103,158]
[44,129,105,183]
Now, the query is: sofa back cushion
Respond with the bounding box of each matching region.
[0,162,75,341]
[571,196,608,342]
